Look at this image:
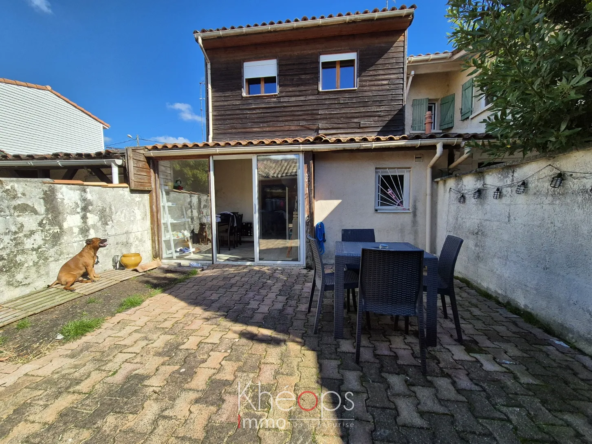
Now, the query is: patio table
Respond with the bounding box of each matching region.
[334,241,439,347]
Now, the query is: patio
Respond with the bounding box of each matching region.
[0,265,591,443]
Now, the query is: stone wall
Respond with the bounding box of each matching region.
[435,148,592,353]
[0,179,153,302]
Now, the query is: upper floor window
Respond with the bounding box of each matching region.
[244,59,278,96]
[320,53,357,91]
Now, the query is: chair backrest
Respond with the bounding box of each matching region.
[359,249,424,316]
[341,229,376,243]
[307,234,325,287]
[438,235,464,287]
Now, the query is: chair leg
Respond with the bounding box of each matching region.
[366,312,371,330]
[448,289,463,344]
[313,285,325,334]
[405,316,410,334]
[394,315,399,330]
[307,277,316,314]
[416,312,427,375]
[355,306,364,364]
[441,294,448,319]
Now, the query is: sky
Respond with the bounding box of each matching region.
[0,0,454,148]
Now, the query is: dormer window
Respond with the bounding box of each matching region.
[320,53,357,91]
[244,59,278,96]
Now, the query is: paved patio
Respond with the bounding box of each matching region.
[1,265,592,443]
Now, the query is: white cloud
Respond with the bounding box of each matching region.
[27,0,52,14]
[151,136,191,144]
[104,136,112,143]
[167,103,204,123]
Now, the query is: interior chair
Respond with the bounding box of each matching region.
[356,248,427,374]
[307,235,359,334]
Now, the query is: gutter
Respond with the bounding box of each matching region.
[194,9,414,41]
[449,146,471,169]
[407,53,453,64]
[425,142,444,254]
[0,159,124,168]
[195,35,213,143]
[405,70,415,102]
[143,138,463,158]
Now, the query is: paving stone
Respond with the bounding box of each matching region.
[498,406,551,441]
[471,353,509,372]
[393,397,429,429]
[442,400,488,434]
[462,391,507,420]
[514,395,565,425]
[428,376,467,402]
[480,419,521,444]
[558,413,592,441]
[540,425,586,444]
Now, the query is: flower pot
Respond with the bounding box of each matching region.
[120,253,142,270]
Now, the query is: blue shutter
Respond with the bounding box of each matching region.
[461,79,474,120]
[440,94,455,130]
[411,98,429,132]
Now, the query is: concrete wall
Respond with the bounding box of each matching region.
[0,179,153,302]
[214,159,254,223]
[435,148,592,353]
[0,83,106,155]
[314,149,448,260]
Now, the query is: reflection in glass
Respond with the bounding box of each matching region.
[257,155,300,262]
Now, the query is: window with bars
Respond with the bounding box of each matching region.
[375,168,411,212]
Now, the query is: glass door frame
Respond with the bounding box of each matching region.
[210,153,305,266]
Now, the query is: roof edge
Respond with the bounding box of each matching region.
[407,49,466,65]
[0,78,110,128]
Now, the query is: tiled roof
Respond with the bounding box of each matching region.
[0,78,110,128]
[258,159,298,179]
[145,133,492,151]
[0,149,124,161]
[194,6,416,34]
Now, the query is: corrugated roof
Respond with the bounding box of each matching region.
[194,5,416,34]
[258,159,298,179]
[145,133,492,151]
[0,78,110,128]
[0,149,124,161]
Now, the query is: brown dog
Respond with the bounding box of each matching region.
[49,238,108,291]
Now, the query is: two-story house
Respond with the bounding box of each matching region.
[140,7,491,266]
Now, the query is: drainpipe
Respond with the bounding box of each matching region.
[405,70,415,101]
[449,145,471,169]
[196,35,213,142]
[426,142,443,254]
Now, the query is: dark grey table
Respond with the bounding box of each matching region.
[334,241,439,347]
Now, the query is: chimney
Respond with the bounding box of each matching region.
[425,111,432,134]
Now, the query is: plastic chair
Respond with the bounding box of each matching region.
[307,235,358,334]
[340,229,376,311]
[424,235,464,343]
[356,248,426,374]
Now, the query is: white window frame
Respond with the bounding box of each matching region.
[471,87,492,118]
[243,59,278,96]
[375,168,411,213]
[319,52,358,91]
[428,102,438,131]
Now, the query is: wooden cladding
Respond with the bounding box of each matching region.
[209,30,406,141]
[126,147,152,191]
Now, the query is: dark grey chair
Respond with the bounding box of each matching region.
[424,235,464,343]
[307,235,359,334]
[356,248,427,374]
[341,229,376,311]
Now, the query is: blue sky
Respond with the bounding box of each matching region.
[1,0,454,148]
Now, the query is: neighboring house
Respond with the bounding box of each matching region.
[134,7,492,266]
[0,78,109,155]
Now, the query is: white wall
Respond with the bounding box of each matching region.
[0,83,106,155]
[435,148,592,354]
[314,149,448,260]
[214,159,254,223]
[0,179,153,302]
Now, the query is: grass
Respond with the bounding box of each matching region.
[16,318,31,330]
[60,318,104,341]
[0,336,6,346]
[117,295,145,313]
[87,297,100,304]
[172,269,199,285]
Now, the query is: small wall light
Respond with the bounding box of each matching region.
[516,181,527,194]
[493,188,502,199]
[550,173,563,188]
[473,189,481,199]
[458,194,466,204]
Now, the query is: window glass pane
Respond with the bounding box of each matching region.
[247,78,262,95]
[377,173,407,209]
[340,59,355,89]
[263,77,277,94]
[321,61,337,90]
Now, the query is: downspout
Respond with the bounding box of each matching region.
[449,145,471,169]
[405,70,415,101]
[196,35,213,142]
[426,142,444,254]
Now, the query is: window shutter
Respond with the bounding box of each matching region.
[440,94,455,130]
[126,147,152,191]
[244,60,277,79]
[411,98,429,132]
[461,79,473,120]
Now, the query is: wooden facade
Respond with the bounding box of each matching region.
[206,27,407,141]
